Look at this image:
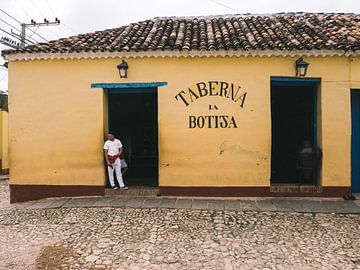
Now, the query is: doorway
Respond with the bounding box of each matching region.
[107,88,158,187]
[351,90,360,193]
[270,78,318,185]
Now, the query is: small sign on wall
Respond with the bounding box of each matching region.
[174,81,247,128]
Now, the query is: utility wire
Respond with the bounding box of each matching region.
[13,0,32,19]
[0,8,46,43]
[25,27,48,42]
[0,18,21,32]
[0,19,38,43]
[11,33,34,45]
[63,23,77,35]
[42,26,62,39]
[0,9,21,24]
[43,0,77,36]
[27,0,69,39]
[209,0,240,13]
[28,26,40,39]
[56,26,72,37]
[0,28,33,44]
[45,0,56,18]
[29,0,46,18]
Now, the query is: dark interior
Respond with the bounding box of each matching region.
[108,89,158,187]
[271,84,316,184]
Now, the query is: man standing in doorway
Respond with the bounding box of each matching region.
[104,132,128,190]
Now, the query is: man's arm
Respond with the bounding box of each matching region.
[118,147,123,156]
[104,149,111,166]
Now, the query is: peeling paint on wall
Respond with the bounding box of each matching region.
[219,140,268,165]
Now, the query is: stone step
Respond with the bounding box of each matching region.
[105,186,159,197]
[270,185,322,193]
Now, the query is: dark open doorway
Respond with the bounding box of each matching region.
[351,89,360,193]
[270,78,318,185]
[108,88,158,187]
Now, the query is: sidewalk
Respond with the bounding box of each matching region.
[1,177,359,214]
[6,194,360,214]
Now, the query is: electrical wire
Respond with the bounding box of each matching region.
[25,27,48,42]
[43,0,77,36]
[41,0,77,35]
[62,23,77,35]
[56,26,72,37]
[0,8,46,43]
[0,9,21,24]
[13,0,32,19]
[29,0,46,18]
[0,18,21,32]
[209,0,240,13]
[26,0,70,39]
[45,0,56,18]
[0,19,38,43]
[41,26,62,39]
[0,28,33,44]
[27,26,40,39]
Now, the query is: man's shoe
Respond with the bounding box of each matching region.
[120,186,128,190]
[112,186,118,190]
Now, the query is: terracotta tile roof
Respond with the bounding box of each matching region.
[3,12,360,57]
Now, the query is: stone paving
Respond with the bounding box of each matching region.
[6,191,360,215]
[0,180,360,269]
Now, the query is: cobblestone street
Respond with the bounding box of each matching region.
[0,180,359,270]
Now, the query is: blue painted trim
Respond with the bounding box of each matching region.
[91,82,168,89]
[108,88,157,94]
[271,77,321,86]
[313,89,317,145]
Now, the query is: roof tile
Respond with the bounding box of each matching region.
[3,12,360,57]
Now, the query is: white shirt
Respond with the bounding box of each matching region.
[104,139,123,156]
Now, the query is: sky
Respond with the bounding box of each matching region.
[0,0,359,91]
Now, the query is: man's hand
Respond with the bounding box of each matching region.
[104,149,113,168]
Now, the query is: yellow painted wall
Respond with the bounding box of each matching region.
[7,55,356,187]
[0,110,9,170]
[2,110,9,169]
[0,111,3,168]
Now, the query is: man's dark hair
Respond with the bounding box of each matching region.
[108,131,116,137]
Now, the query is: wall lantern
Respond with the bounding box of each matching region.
[117,60,128,78]
[295,57,309,77]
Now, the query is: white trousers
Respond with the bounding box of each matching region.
[107,158,125,187]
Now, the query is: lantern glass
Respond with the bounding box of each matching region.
[295,58,309,77]
[117,60,128,78]
[298,66,307,76]
[119,68,127,78]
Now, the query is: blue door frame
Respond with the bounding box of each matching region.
[351,90,360,193]
[270,77,320,145]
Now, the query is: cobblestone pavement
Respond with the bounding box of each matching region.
[0,180,360,269]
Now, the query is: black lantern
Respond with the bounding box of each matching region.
[117,60,128,78]
[295,57,309,77]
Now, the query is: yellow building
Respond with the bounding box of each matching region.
[3,13,360,202]
[0,109,9,174]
